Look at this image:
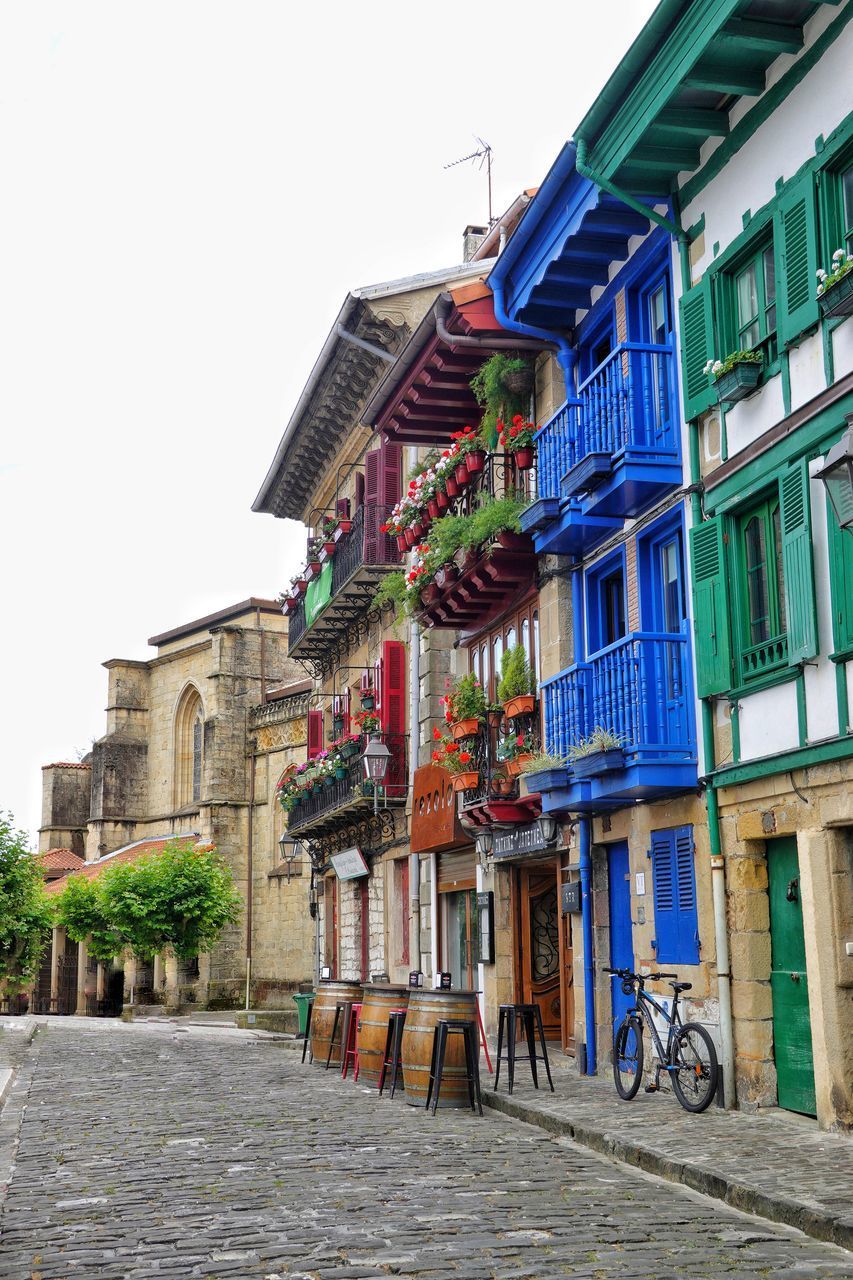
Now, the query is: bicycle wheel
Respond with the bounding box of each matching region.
[612,1016,644,1100]
[670,1022,718,1112]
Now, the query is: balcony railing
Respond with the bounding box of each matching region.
[288,503,400,656]
[287,732,408,834]
[458,708,540,812]
[536,343,675,501]
[541,631,694,765]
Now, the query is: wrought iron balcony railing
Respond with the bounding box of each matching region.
[287,732,408,835]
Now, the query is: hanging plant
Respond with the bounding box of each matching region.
[470,353,534,449]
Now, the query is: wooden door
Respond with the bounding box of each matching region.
[768,838,816,1116]
[519,865,561,1039]
[324,876,338,978]
[557,855,575,1054]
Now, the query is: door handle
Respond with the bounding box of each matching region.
[790,972,801,983]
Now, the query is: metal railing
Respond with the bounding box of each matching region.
[535,342,675,501]
[453,452,535,516]
[541,632,694,764]
[458,709,540,809]
[287,732,408,832]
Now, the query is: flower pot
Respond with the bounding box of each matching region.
[334,767,347,780]
[523,767,565,793]
[312,782,323,794]
[454,461,470,486]
[323,775,335,788]
[435,490,449,512]
[451,717,481,741]
[360,694,375,711]
[506,754,532,778]
[452,770,479,793]
[495,776,514,796]
[497,530,529,551]
[571,748,624,778]
[333,519,352,541]
[281,598,294,615]
[420,513,431,535]
[427,498,440,520]
[513,446,534,470]
[412,520,424,539]
[333,718,344,736]
[503,365,534,397]
[396,534,408,553]
[819,270,853,319]
[294,579,307,594]
[714,362,762,404]
[466,449,486,473]
[318,543,335,564]
[503,694,535,719]
[445,474,460,498]
[305,561,322,581]
[421,583,440,606]
[341,742,358,759]
[435,563,458,590]
[404,527,416,548]
[488,709,504,729]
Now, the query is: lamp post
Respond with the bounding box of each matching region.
[362,737,391,814]
[815,417,853,534]
[278,832,304,884]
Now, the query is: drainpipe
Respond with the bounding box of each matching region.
[434,295,543,355]
[490,278,578,401]
[570,562,597,1074]
[409,615,421,967]
[245,751,255,1011]
[575,138,687,254]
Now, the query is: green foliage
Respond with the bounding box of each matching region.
[498,645,536,703]
[519,750,568,775]
[446,673,487,722]
[470,353,533,448]
[464,497,528,548]
[568,727,626,760]
[0,813,53,994]
[100,841,241,962]
[54,874,124,966]
[373,571,409,621]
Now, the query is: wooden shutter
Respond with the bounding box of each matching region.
[775,171,820,345]
[780,457,818,664]
[689,516,732,696]
[363,447,381,565]
[678,275,715,421]
[307,709,324,759]
[336,497,350,518]
[651,826,699,965]
[828,496,853,655]
[381,638,407,796]
[381,439,402,562]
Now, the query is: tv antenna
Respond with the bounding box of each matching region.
[444,137,494,226]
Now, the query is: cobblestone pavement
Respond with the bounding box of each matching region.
[1,1022,851,1280]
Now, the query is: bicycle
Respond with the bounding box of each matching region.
[604,967,719,1113]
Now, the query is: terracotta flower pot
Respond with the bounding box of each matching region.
[513,447,534,470]
[412,520,424,539]
[445,475,460,498]
[435,490,449,511]
[420,513,431,535]
[427,499,440,520]
[454,462,470,486]
[396,534,408,553]
[451,717,481,741]
[421,583,440,605]
[404,527,416,548]
[503,694,535,719]
[466,449,485,473]
[488,709,504,728]
[506,754,533,777]
[435,562,458,590]
[452,770,479,793]
[497,530,529,551]
[334,519,352,540]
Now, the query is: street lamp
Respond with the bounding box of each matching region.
[278,832,304,884]
[362,737,391,814]
[474,829,493,868]
[815,418,853,534]
[537,814,558,844]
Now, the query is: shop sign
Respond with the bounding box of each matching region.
[491,823,554,861]
[330,847,369,880]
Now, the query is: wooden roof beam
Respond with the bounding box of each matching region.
[683,61,765,97]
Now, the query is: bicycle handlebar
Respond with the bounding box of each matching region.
[603,967,679,981]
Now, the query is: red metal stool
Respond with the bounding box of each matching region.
[341,1001,362,1080]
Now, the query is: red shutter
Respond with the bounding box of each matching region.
[381,439,402,563]
[307,709,324,759]
[381,639,407,796]
[336,497,350,518]
[343,688,351,736]
[363,447,381,565]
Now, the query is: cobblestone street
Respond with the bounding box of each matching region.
[1,1022,851,1279]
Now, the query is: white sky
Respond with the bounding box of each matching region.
[0,1,656,843]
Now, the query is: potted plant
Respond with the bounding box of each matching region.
[505,731,535,776]
[569,727,626,778]
[498,415,538,470]
[703,350,763,404]
[332,713,345,736]
[451,426,487,474]
[333,515,352,541]
[488,703,504,729]
[432,736,479,793]
[470,353,534,450]
[442,673,488,740]
[354,708,381,737]
[519,750,569,793]
[817,249,853,319]
[499,644,536,719]
[360,686,376,711]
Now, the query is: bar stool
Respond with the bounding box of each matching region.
[341,1001,362,1080]
[378,1008,407,1098]
[494,1003,554,1095]
[425,1019,483,1116]
[324,1000,353,1071]
[301,995,315,1064]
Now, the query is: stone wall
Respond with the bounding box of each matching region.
[39,763,92,855]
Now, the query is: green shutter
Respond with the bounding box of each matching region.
[679,274,715,421]
[689,516,732,696]
[780,458,818,664]
[827,494,853,655]
[775,171,819,345]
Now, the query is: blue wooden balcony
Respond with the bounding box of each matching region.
[521,343,681,555]
[533,631,697,812]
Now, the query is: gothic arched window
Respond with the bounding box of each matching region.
[174,685,204,808]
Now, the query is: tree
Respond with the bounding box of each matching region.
[100,840,241,961]
[54,874,125,966]
[0,813,53,994]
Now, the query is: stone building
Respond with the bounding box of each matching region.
[33,598,316,1015]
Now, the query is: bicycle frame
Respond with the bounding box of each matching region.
[629,983,684,1071]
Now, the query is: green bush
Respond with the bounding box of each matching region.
[498,644,535,703]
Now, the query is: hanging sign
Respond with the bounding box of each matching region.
[330,847,369,880]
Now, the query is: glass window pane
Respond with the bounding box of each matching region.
[521,617,530,662]
[472,647,481,683]
[506,624,517,651]
[763,246,776,305]
[661,540,682,632]
[482,643,491,703]
[744,515,769,645]
[493,635,503,689]
[533,611,540,683]
[740,320,760,348]
[737,262,759,329]
[842,167,853,252]
[649,285,667,344]
[772,505,786,635]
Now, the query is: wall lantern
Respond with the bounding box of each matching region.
[278,832,304,883]
[537,814,558,844]
[362,738,391,813]
[815,418,853,534]
[474,829,493,867]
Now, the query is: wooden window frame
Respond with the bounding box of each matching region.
[732,490,788,684]
[717,233,779,373]
[465,592,540,703]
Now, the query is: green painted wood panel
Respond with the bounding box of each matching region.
[679,274,716,420]
[775,171,820,345]
[780,458,819,663]
[768,837,816,1117]
[690,516,733,696]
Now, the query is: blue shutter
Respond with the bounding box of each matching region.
[651,826,699,964]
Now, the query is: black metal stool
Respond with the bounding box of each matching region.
[301,996,315,1064]
[378,1008,407,1098]
[425,1019,483,1116]
[494,1003,554,1095]
[324,1000,353,1070]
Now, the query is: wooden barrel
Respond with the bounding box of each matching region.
[310,980,363,1067]
[357,985,411,1088]
[401,989,479,1108]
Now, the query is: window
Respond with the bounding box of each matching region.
[586,551,627,655]
[648,283,669,345]
[735,494,788,678]
[174,685,204,809]
[651,826,699,965]
[842,165,853,255]
[733,241,776,360]
[467,596,539,703]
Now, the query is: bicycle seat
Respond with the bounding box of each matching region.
[670,981,692,992]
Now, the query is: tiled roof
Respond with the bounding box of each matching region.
[42,762,92,770]
[44,834,200,896]
[37,849,85,872]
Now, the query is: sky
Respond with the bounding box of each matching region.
[0,1,656,844]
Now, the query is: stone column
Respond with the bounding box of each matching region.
[153,953,165,998]
[75,939,89,1016]
[96,963,106,1004]
[164,952,180,1011]
[50,926,64,1012]
[123,953,137,1005]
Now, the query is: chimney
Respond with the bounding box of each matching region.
[462,224,489,263]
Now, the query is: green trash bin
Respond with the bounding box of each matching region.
[293,992,314,1039]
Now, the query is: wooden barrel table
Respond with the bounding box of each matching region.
[401,988,479,1108]
[310,980,363,1067]
[357,984,410,1088]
